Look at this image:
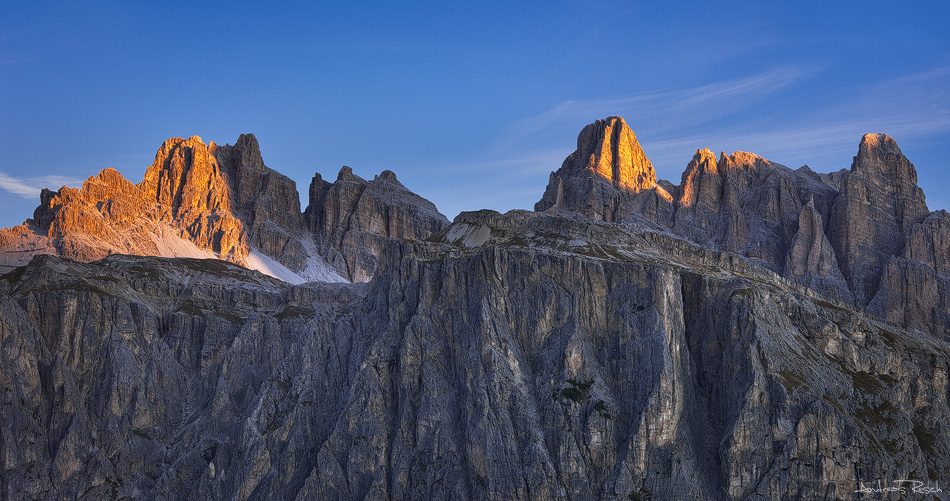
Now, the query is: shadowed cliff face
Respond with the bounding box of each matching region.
[830,133,930,306]
[0,134,448,283]
[1,119,949,499]
[213,133,309,272]
[1,212,948,500]
[305,167,449,282]
[537,118,949,338]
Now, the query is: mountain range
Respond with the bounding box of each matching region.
[0,117,947,499]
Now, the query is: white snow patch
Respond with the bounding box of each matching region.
[297,239,349,283]
[149,226,348,284]
[446,223,491,247]
[244,241,349,285]
[244,250,308,285]
[148,229,219,260]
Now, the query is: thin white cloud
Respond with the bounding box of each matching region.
[494,66,817,153]
[0,52,42,66]
[670,66,808,112]
[500,64,950,170]
[643,66,950,174]
[872,65,950,92]
[459,65,950,214]
[0,171,82,199]
[645,116,950,168]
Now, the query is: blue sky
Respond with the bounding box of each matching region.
[1,1,948,228]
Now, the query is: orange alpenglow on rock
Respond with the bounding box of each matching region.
[678,148,719,209]
[566,116,671,200]
[535,116,674,222]
[576,116,653,190]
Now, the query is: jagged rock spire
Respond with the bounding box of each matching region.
[830,133,929,306]
[536,116,672,221]
[565,116,657,191]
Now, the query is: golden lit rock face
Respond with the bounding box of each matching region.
[33,167,157,261]
[678,148,719,208]
[141,136,234,218]
[535,116,673,221]
[717,151,771,172]
[139,136,248,262]
[20,136,249,265]
[571,116,658,192]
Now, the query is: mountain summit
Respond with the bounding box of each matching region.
[534,119,948,336]
[562,116,660,192]
[536,116,673,220]
[1,118,948,499]
[0,134,449,283]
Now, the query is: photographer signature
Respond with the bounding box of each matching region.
[854,479,942,495]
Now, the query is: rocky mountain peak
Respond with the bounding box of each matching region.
[0,132,446,285]
[717,151,771,172]
[535,116,672,221]
[139,135,234,218]
[3,122,950,499]
[222,133,266,175]
[535,119,950,333]
[567,115,657,192]
[830,132,931,306]
[305,166,448,282]
[377,169,399,183]
[692,147,718,171]
[851,133,928,213]
[211,133,312,273]
[678,148,720,208]
[855,133,904,171]
[337,165,361,182]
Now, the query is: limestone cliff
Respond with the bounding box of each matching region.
[784,197,853,302]
[1,211,947,499]
[0,134,445,284]
[2,119,950,499]
[4,136,250,270]
[537,118,949,337]
[535,116,673,222]
[305,167,449,282]
[829,133,930,306]
[139,135,248,263]
[214,134,309,272]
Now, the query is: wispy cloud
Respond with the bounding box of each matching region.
[450,65,950,214]
[643,65,950,174]
[0,171,82,199]
[493,66,817,153]
[0,53,41,66]
[495,65,950,172]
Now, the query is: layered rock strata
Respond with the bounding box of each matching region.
[214,134,309,272]
[1,118,949,499]
[1,211,947,499]
[4,136,249,269]
[536,116,673,222]
[305,167,448,282]
[829,133,930,306]
[0,134,446,283]
[537,118,949,336]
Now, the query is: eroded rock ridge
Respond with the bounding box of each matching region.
[0,134,448,283]
[1,119,948,500]
[536,117,949,336]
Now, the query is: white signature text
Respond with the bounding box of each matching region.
[854,479,942,495]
